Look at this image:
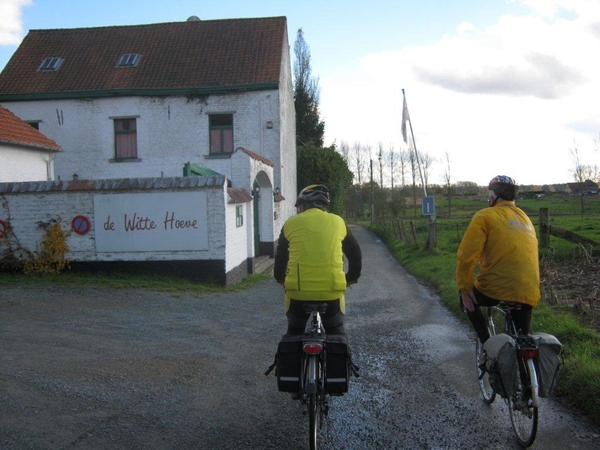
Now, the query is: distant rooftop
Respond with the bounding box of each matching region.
[0,105,61,151]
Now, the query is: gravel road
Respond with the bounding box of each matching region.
[1,225,599,449]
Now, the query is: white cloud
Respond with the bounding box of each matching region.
[323,0,600,186]
[0,0,31,45]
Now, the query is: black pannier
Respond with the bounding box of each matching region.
[275,334,303,392]
[483,333,517,398]
[325,334,350,394]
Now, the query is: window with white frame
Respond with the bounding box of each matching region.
[116,53,141,68]
[38,57,63,72]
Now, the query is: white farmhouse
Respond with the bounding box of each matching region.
[0,16,297,283]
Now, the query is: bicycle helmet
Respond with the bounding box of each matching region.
[488,175,518,201]
[295,184,330,209]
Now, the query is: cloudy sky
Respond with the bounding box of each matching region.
[0,0,598,186]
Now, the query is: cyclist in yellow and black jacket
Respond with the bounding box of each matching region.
[457,175,540,344]
[274,185,362,335]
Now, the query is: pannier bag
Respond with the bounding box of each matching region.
[325,334,350,394]
[483,333,517,398]
[275,334,304,392]
[531,333,563,397]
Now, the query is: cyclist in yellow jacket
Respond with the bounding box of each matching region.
[274,184,362,335]
[457,175,540,344]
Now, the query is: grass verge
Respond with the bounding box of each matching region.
[367,221,600,426]
[0,271,271,293]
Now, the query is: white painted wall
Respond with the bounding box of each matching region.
[0,185,232,263]
[0,144,56,182]
[277,29,298,233]
[2,90,287,186]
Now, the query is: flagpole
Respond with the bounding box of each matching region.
[402,89,437,249]
[402,89,427,197]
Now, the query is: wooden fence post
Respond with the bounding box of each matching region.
[410,221,418,247]
[539,208,549,248]
[400,219,408,241]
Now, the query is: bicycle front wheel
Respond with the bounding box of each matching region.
[509,358,538,447]
[476,338,496,404]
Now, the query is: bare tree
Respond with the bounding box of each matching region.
[398,149,409,187]
[388,143,397,192]
[569,143,588,215]
[339,141,350,165]
[570,143,586,183]
[441,152,454,217]
[377,142,384,188]
[419,150,435,193]
[408,146,418,216]
[351,141,365,185]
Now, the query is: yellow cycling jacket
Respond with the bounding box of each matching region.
[274,208,362,309]
[456,200,540,307]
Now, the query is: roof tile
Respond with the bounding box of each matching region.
[0,17,287,97]
[0,105,61,151]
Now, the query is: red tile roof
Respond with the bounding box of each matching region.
[0,17,287,99]
[237,147,274,167]
[0,105,61,151]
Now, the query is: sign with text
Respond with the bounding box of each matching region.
[94,192,208,252]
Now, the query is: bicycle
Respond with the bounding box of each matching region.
[476,302,540,447]
[300,303,328,450]
[267,298,357,449]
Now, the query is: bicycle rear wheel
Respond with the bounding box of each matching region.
[509,358,538,447]
[476,338,496,404]
[305,354,320,450]
[309,392,318,450]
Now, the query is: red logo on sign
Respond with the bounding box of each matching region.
[71,215,91,235]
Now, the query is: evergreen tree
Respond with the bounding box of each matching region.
[293,29,325,147]
[297,144,353,215]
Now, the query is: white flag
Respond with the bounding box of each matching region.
[401,94,409,144]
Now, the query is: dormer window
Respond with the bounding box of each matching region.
[38,57,63,72]
[116,53,140,68]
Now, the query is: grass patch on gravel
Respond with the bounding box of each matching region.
[0,271,271,293]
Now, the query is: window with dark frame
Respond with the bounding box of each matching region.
[209,114,234,155]
[114,118,138,159]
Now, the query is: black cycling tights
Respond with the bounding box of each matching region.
[286,299,346,335]
[465,288,533,344]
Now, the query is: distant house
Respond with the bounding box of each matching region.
[0,16,297,251]
[0,105,61,182]
[566,180,599,195]
[0,16,297,278]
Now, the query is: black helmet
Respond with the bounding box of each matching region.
[295,184,330,208]
[488,175,518,200]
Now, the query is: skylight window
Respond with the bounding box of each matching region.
[116,53,141,68]
[38,57,63,72]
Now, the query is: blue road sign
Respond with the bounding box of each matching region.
[422,196,435,216]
